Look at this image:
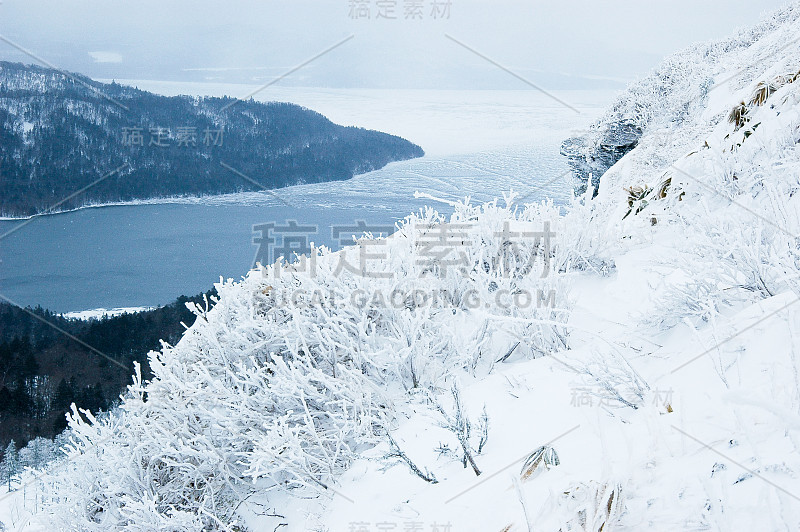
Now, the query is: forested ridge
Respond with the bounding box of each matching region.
[0,61,424,217]
[0,289,216,452]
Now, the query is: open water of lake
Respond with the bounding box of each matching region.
[0,87,613,312]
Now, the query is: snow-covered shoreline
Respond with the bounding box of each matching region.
[61,306,156,320]
[0,187,333,221]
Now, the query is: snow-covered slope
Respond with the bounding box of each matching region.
[3,3,800,531]
[563,2,800,196]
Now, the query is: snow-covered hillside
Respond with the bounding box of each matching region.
[562,2,800,196]
[3,3,800,531]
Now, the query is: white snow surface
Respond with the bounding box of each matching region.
[4,3,800,531]
[61,307,155,321]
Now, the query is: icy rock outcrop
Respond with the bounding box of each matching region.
[561,120,642,195]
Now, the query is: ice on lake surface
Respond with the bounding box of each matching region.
[0,87,615,312]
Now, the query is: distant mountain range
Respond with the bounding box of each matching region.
[0,61,424,217]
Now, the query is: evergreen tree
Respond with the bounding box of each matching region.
[1,440,19,492]
[52,378,75,411]
[19,436,56,470]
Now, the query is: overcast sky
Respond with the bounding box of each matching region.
[0,0,792,89]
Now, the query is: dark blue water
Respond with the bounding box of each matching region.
[0,135,579,313]
[0,201,420,313]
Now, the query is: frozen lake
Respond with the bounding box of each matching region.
[0,87,614,313]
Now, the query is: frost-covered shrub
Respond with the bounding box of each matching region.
[38,195,586,530]
[637,76,800,331]
[575,349,650,410]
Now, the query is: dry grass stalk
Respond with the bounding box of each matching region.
[520,445,560,481]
